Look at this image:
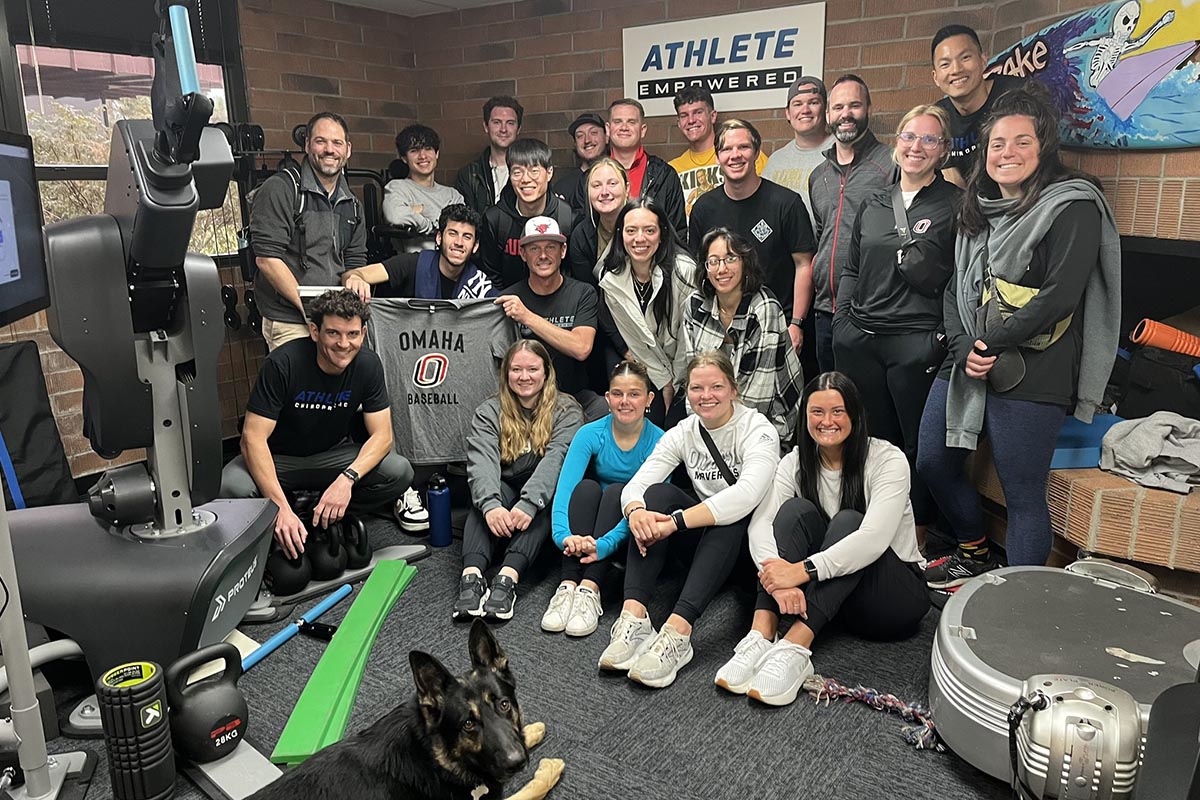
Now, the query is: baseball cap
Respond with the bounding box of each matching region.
[519,216,567,246]
[568,112,605,137]
[787,76,827,106]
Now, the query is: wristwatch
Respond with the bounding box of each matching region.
[670,509,687,532]
[341,467,360,484]
[803,558,819,582]
[789,317,804,327]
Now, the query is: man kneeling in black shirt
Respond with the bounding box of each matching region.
[220,289,415,558]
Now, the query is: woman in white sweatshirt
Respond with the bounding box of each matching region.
[599,350,781,689]
[714,371,929,707]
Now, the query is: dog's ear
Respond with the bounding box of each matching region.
[468,619,512,678]
[410,650,454,711]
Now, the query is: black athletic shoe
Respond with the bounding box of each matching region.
[925,552,999,589]
[483,574,517,620]
[452,573,488,620]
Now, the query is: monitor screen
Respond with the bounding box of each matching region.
[0,130,48,329]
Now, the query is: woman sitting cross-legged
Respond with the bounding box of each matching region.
[599,350,781,688]
[541,360,664,637]
[715,371,929,706]
[455,340,583,621]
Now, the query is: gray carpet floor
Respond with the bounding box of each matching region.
[47,516,1010,799]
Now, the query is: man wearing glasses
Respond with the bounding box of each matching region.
[479,138,575,288]
[688,119,816,354]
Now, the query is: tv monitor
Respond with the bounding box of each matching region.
[0,129,48,330]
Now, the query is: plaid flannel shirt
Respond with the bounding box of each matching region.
[683,288,804,445]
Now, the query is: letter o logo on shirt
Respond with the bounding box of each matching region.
[412,353,449,388]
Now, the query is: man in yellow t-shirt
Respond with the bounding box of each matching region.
[668,86,767,220]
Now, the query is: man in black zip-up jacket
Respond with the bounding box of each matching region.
[572,99,687,242]
[454,96,523,215]
[809,76,896,372]
[479,138,575,289]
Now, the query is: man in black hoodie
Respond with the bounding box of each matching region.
[454,96,523,215]
[479,138,575,289]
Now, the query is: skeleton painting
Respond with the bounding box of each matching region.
[1064,1,1176,87]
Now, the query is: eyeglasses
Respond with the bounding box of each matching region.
[705,254,742,271]
[510,166,545,181]
[898,132,945,147]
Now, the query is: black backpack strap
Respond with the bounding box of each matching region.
[280,164,307,269]
[697,425,737,486]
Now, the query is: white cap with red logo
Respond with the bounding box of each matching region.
[519,216,567,246]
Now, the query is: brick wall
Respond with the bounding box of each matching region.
[238,0,418,170]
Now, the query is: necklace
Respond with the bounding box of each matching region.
[633,276,653,310]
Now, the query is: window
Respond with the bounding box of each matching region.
[18,45,242,256]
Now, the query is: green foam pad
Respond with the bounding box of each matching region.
[270,559,417,766]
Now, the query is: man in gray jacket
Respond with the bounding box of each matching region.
[249,112,368,350]
[808,75,897,372]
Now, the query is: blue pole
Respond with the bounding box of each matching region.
[168,4,200,95]
[242,584,353,672]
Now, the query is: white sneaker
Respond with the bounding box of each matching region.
[714,630,775,695]
[395,487,430,532]
[597,610,653,671]
[541,583,575,633]
[628,624,693,689]
[747,641,814,707]
[565,586,602,637]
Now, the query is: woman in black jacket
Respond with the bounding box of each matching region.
[832,104,960,547]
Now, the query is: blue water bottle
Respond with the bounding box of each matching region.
[427,474,452,547]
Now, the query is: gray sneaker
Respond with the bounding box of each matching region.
[597,610,653,671]
[714,630,775,695]
[628,624,693,689]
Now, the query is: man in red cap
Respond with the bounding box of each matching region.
[494,216,606,420]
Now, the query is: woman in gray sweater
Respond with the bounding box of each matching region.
[454,340,583,621]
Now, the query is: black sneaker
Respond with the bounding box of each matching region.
[482,574,517,620]
[925,552,999,589]
[452,573,488,620]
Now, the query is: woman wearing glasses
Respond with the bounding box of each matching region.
[831,105,961,548]
[683,228,805,444]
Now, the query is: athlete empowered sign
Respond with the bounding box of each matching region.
[623,5,826,117]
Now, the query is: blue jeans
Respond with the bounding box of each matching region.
[916,378,1066,567]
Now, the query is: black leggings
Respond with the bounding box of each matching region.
[623,483,748,626]
[757,497,929,640]
[833,323,942,525]
[462,479,550,575]
[559,479,624,586]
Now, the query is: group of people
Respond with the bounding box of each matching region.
[224,22,1120,705]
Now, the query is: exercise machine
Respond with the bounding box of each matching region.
[930,561,1200,797]
[7,0,273,684]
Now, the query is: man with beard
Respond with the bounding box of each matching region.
[341,204,497,301]
[556,113,608,214]
[808,75,896,372]
[249,112,368,350]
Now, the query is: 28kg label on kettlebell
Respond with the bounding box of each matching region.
[209,714,244,753]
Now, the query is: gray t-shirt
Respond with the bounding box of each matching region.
[761,136,834,232]
[381,178,465,251]
[367,298,517,464]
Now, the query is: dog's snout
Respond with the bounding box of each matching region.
[501,746,527,774]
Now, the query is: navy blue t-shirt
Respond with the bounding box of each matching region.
[247,338,389,457]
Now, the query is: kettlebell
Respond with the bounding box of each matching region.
[307,523,347,581]
[264,546,311,596]
[165,643,248,764]
[342,514,371,570]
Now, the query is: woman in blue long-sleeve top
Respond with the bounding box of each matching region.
[542,360,663,637]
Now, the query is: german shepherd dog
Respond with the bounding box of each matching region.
[248,619,563,800]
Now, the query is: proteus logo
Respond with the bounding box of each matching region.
[211,556,259,623]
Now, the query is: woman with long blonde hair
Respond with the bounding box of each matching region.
[456,340,584,620]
